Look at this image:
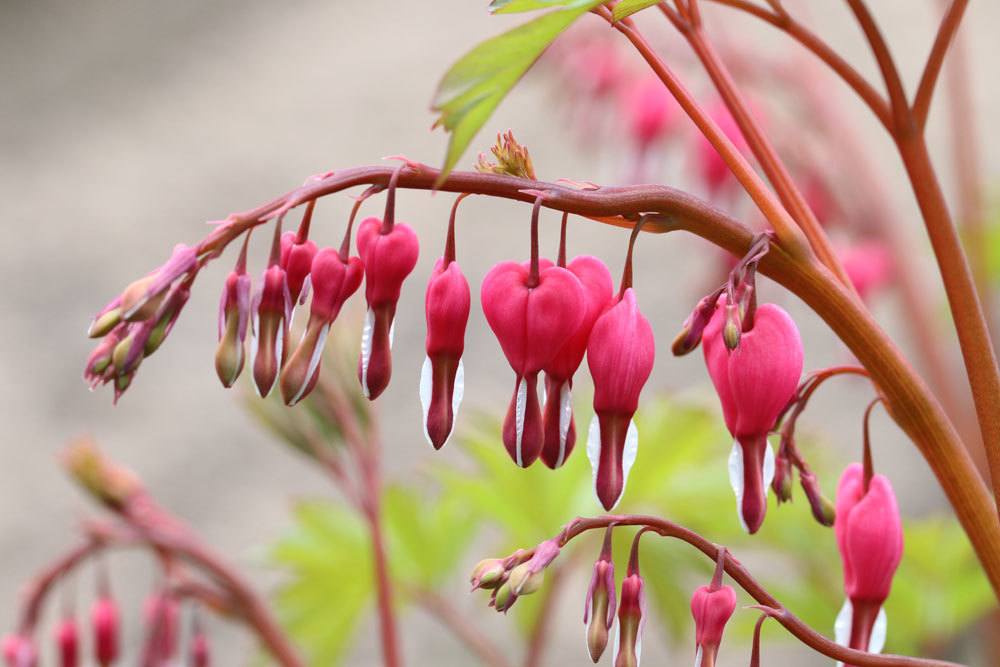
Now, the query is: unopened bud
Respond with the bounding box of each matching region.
[120,276,164,323]
[88,308,122,339]
[190,632,210,667]
[64,439,141,510]
[673,291,722,356]
[801,471,835,526]
[55,617,79,667]
[470,559,506,590]
[90,596,119,666]
[492,582,516,613]
[722,303,741,351]
[772,454,793,504]
[507,562,542,596]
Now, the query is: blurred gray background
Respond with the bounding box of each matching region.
[2,1,998,665]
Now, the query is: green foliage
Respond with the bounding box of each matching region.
[267,398,992,664]
[611,0,661,22]
[431,2,601,182]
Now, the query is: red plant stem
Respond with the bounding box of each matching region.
[912,0,969,131]
[444,194,469,266]
[844,0,911,132]
[941,1,993,332]
[592,6,812,259]
[18,539,102,634]
[663,1,856,291]
[862,397,884,491]
[702,0,893,130]
[527,196,543,288]
[550,515,962,667]
[410,587,513,667]
[189,163,1000,596]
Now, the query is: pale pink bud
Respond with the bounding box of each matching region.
[482,260,585,467]
[690,584,736,667]
[614,572,646,667]
[215,268,252,388]
[2,635,36,667]
[121,244,198,322]
[250,264,291,397]
[586,288,655,510]
[356,216,420,400]
[584,529,616,662]
[833,464,903,658]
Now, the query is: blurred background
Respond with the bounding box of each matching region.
[2,1,999,665]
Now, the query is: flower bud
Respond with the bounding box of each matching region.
[121,244,198,322]
[690,584,736,667]
[800,471,835,527]
[586,288,655,510]
[143,592,180,661]
[251,264,291,397]
[771,451,794,504]
[506,563,543,597]
[671,291,722,356]
[482,260,585,467]
[55,617,79,667]
[356,216,420,400]
[614,573,645,667]
[280,248,363,405]
[703,299,803,533]
[541,256,613,469]
[88,298,122,339]
[470,559,506,591]
[190,630,210,667]
[583,529,616,663]
[421,257,471,449]
[833,463,902,657]
[90,596,119,666]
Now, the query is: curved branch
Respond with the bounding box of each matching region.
[702,0,893,130]
[176,162,1000,596]
[549,515,963,667]
[912,0,969,131]
[844,0,910,131]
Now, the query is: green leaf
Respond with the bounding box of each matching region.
[611,0,661,22]
[489,0,599,14]
[432,3,601,182]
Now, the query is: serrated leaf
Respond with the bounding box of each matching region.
[611,0,661,22]
[432,3,601,182]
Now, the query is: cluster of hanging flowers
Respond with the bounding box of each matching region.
[84,145,659,511]
[2,575,210,667]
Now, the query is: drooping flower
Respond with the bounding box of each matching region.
[586,287,655,511]
[614,536,647,667]
[421,258,470,448]
[541,250,614,469]
[250,262,291,397]
[623,75,678,152]
[833,463,903,659]
[142,592,180,662]
[583,527,616,662]
[55,617,78,667]
[703,298,803,533]
[689,550,737,667]
[482,258,585,467]
[90,595,119,666]
[840,241,893,302]
[279,246,363,405]
[279,225,318,308]
[356,206,420,399]
[215,236,253,388]
[696,102,749,199]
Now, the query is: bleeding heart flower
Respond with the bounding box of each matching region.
[421,257,471,449]
[482,259,585,467]
[623,75,678,151]
[215,238,253,388]
[250,263,291,397]
[280,247,363,405]
[690,583,736,667]
[90,596,119,666]
[614,567,646,667]
[586,288,655,510]
[356,215,420,400]
[541,255,614,469]
[55,618,78,667]
[584,527,617,662]
[703,298,802,533]
[280,230,318,307]
[833,463,903,660]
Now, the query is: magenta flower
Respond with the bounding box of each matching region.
[840,241,893,302]
[623,75,678,151]
[90,596,119,666]
[586,288,655,510]
[482,259,585,467]
[614,568,646,667]
[1,635,36,667]
[541,255,614,469]
[695,103,749,198]
[279,247,363,405]
[833,463,903,657]
[143,592,180,662]
[356,215,420,400]
[421,256,471,449]
[703,299,803,533]
[690,583,736,667]
[279,230,318,307]
[55,617,78,667]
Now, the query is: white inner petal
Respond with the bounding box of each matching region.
[834,598,852,667]
[249,310,261,397]
[538,380,547,408]
[869,607,887,655]
[514,378,527,467]
[617,419,639,509]
[586,415,602,507]
[728,441,748,533]
[290,323,329,406]
[611,617,620,666]
[299,274,312,305]
[359,307,374,398]
[389,318,396,348]
[555,383,573,468]
[419,355,433,447]
[763,440,776,495]
[452,359,465,429]
[694,645,703,667]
